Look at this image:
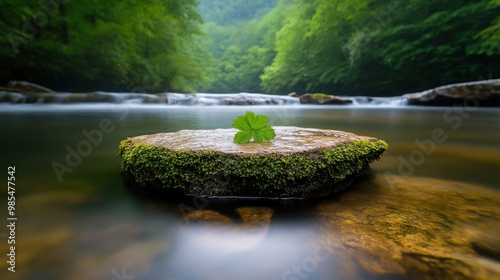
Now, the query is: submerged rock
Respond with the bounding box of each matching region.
[299,93,353,105]
[184,207,275,228]
[317,175,500,280]
[165,175,500,279]
[404,79,500,106]
[119,127,387,199]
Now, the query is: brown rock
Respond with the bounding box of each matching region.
[299,93,353,105]
[404,79,500,106]
[185,210,234,225]
[235,207,274,226]
[317,175,500,279]
[4,80,55,93]
[184,207,274,229]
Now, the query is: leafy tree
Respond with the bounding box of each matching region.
[3,0,499,95]
[198,0,278,26]
[262,0,500,95]
[343,0,500,94]
[0,0,208,92]
[199,0,292,93]
[474,0,500,56]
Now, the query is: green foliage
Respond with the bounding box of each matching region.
[474,0,500,56]
[119,138,388,197]
[199,0,500,95]
[3,0,499,95]
[261,0,500,95]
[0,0,209,92]
[197,0,278,26]
[232,111,276,143]
[198,0,291,93]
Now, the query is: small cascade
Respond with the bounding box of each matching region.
[0,91,168,104]
[2,80,497,107]
[0,91,301,106]
[0,91,412,107]
[342,96,408,106]
[166,93,300,105]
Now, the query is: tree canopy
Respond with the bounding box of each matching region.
[1,0,499,95]
[200,0,500,95]
[0,0,208,92]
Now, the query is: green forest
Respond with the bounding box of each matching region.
[1,0,499,95]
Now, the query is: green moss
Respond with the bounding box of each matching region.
[311,93,330,100]
[118,138,388,197]
[307,93,331,104]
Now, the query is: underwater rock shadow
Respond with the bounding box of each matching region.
[121,170,379,226]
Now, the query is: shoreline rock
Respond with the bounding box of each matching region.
[299,93,353,105]
[404,79,500,106]
[0,80,55,93]
[118,127,388,199]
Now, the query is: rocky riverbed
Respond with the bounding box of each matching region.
[181,175,500,280]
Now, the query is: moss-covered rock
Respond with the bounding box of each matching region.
[118,126,387,198]
[299,93,353,105]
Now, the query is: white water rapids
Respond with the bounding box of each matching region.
[0,91,410,107]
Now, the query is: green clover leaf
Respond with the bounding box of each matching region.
[233,111,276,143]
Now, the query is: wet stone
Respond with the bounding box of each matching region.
[118,127,388,199]
[317,175,500,280]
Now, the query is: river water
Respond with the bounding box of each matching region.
[0,104,499,280]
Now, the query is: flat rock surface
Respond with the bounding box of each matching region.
[127,126,376,155]
[120,126,387,198]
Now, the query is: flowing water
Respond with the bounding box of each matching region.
[0,103,499,280]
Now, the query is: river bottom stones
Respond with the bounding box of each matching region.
[118,126,388,199]
[317,175,500,280]
[175,176,500,280]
